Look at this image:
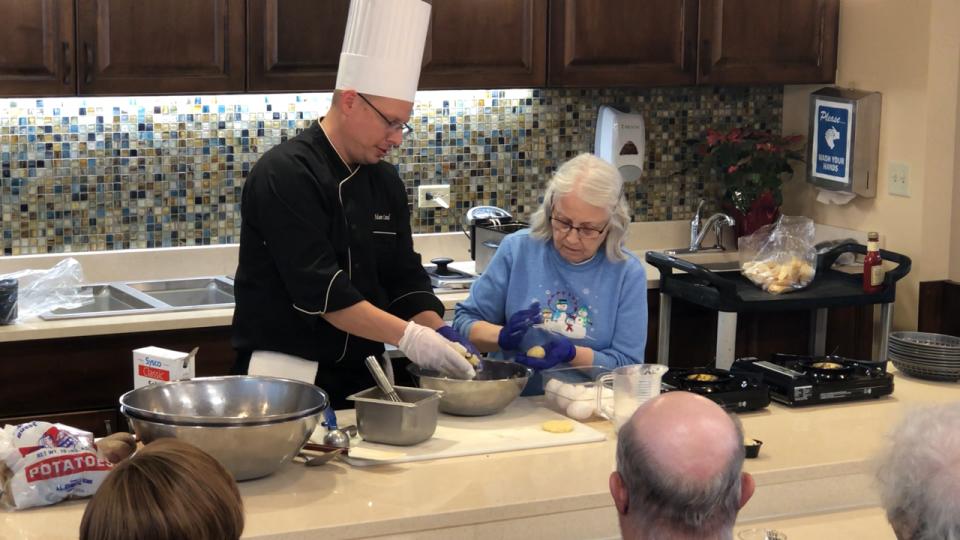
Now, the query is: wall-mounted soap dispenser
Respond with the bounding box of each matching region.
[595,105,645,182]
[807,87,882,198]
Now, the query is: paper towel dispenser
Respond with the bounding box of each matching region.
[595,105,645,182]
[807,87,881,198]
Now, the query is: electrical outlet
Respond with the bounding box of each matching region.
[417,184,451,209]
[888,161,910,197]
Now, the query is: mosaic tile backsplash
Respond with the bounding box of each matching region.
[0,87,782,255]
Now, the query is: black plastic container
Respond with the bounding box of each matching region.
[0,278,17,325]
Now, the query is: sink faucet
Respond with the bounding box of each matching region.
[689,199,736,252]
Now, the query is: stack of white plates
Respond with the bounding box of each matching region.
[889,331,960,381]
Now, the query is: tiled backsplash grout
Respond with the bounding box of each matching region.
[0,87,782,255]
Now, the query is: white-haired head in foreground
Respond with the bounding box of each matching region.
[876,401,960,540]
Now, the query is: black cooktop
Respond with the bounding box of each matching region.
[730,353,894,406]
[661,368,770,413]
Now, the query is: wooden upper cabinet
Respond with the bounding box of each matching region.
[697,0,839,85]
[0,0,75,97]
[76,0,245,95]
[548,0,698,87]
[247,0,349,92]
[419,0,547,89]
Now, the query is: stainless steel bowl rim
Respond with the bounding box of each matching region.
[119,375,328,425]
[121,404,324,428]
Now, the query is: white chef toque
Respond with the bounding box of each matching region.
[335,0,432,104]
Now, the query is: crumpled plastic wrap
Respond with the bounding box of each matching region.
[0,258,93,320]
[738,215,817,294]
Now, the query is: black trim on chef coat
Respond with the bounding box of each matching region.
[231,121,443,406]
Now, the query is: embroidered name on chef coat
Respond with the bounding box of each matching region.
[374,213,391,221]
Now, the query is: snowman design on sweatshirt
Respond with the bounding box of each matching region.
[540,290,592,340]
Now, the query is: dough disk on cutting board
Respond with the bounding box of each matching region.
[541,419,574,433]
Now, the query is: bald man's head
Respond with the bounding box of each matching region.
[610,392,754,540]
[634,392,741,483]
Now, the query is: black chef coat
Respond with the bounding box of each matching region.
[231,121,443,408]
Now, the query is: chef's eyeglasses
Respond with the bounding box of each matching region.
[550,216,608,240]
[358,93,413,135]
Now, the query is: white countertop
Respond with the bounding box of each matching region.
[1,369,955,539]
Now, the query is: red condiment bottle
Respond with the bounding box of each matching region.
[862,232,883,293]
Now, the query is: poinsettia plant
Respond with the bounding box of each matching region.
[696,128,805,214]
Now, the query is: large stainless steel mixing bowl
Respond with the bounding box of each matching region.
[408,360,531,416]
[120,376,327,480]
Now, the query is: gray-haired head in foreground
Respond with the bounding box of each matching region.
[616,412,745,540]
[529,153,631,261]
[876,402,960,540]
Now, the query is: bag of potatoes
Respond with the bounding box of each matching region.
[738,215,817,295]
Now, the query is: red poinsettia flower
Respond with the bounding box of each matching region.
[695,127,805,215]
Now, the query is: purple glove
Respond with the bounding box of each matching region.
[514,337,576,370]
[437,325,481,358]
[497,302,543,352]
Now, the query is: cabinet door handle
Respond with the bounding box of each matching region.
[84,43,94,84]
[103,418,113,435]
[700,39,712,76]
[61,42,71,86]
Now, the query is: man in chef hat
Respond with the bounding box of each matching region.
[232,0,479,408]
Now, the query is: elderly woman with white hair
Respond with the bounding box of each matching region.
[453,153,647,372]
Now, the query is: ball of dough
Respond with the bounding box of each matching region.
[526,345,546,358]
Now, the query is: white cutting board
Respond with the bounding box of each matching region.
[318,398,606,467]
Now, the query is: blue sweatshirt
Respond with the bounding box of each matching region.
[453,229,648,369]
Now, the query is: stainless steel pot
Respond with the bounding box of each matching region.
[474,222,529,274]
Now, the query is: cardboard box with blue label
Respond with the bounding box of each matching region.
[807,87,881,198]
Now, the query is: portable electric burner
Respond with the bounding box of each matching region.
[730,353,894,406]
[661,368,770,413]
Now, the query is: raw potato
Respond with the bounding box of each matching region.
[96,432,137,464]
[541,419,574,433]
[526,345,546,358]
[742,256,816,295]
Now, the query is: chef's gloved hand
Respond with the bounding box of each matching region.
[436,325,481,358]
[399,321,477,379]
[514,337,576,371]
[497,302,543,351]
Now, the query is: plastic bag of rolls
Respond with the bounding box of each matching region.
[738,215,817,295]
[0,421,136,510]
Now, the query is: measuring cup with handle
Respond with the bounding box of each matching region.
[595,364,668,432]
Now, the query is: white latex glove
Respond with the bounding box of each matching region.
[398,321,477,380]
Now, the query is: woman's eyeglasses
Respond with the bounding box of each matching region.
[550,216,608,240]
[358,93,413,135]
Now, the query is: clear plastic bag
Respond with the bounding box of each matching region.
[0,258,93,320]
[738,215,817,294]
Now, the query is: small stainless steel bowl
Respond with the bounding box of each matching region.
[348,386,442,446]
[120,376,328,480]
[408,360,531,416]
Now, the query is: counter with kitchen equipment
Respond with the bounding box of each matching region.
[647,243,912,370]
[3,368,958,540]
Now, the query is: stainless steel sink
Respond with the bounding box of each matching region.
[655,249,742,272]
[126,277,234,308]
[39,276,234,320]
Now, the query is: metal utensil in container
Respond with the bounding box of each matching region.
[120,376,327,480]
[365,355,403,402]
[407,360,531,416]
[347,386,441,446]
